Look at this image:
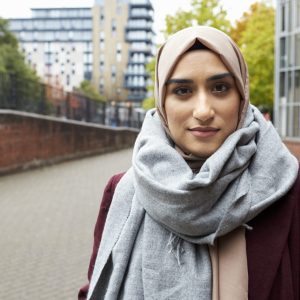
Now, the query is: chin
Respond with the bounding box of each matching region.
[189,147,218,158]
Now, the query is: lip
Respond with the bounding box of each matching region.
[188,126,220,138]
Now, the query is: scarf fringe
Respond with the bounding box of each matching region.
[167,233,185,266]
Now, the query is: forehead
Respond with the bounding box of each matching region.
[170,50,228,77]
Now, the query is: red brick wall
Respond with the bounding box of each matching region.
[0,110,138,175]
[284,139,300,161]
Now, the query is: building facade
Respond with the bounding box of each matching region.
[9,8,93,92]
[275,0,300,139]
[8,0,154,105]
[92,0,154,104]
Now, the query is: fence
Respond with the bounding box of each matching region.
[0,72,145,129]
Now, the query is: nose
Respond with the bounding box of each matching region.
[192,92,215,123]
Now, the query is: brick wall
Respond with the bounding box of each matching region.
[0,110,138,175]
[284,139,300,161]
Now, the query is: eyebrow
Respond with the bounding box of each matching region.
[165,79,193,85]
[165,72,234,85]
[207,72,234,81]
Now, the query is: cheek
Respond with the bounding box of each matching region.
[224,100,240,131]
[165,99,179,125]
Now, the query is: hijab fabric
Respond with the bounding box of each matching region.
[87,26,299,300]
[155,26,249,130]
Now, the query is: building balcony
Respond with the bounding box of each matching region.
[127,93,147,101]
[129,45,153,54]
[125,22,153,31]
[125,70,148,77]
[129,11,153,21]
[129,0,153,10]
[124,81,147,89]
[129,59,147,64]
[126,34,153,43]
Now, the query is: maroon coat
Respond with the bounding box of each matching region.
[79,169,300,300]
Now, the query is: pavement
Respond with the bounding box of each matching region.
[0,149,133,300]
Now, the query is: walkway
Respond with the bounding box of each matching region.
[0,149,132,300]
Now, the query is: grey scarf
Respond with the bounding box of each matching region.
[88,106,298,300]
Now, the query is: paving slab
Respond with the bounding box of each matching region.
[0,149,132,300]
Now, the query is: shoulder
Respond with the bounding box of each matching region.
[246,164,300,299]
[106,173,125,193]
[290,163,300,195]
[248,163,300,229]
[101,172,125,209]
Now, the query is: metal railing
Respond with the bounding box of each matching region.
[0,72,145,129]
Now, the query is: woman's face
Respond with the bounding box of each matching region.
[164,50,240,158]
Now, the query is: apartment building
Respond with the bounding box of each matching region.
[8,0,154,105]
[9,7,93,92]
[275,0,300,139]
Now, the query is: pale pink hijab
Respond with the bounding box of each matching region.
[155,26,249,130]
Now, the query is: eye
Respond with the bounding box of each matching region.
[173,87,192,96]
[212,83,230,94]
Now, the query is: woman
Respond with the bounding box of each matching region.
[79,26,300,300]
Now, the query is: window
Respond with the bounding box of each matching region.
[85,42,92,52]
[297,0,300,27]
[288,71,293,103]
[116,42,122,62]
[295,71,300,103]
[280,37,287,68]
[100,41,105,50]
[111,65,116,75]
[100,13,105,23]
[98,53,104,65]
[112,19,117,36]
[84,53,92,64]
[111,65,116,83]
[116,42,122,52]
[280,72,286,99]
[66,74,70,86]
[68,31,74,40]
[296,34,300,67]
[281,3,286,32]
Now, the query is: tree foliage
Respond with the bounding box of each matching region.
[230,1,275,109]
[77,80,105,102]
[0,18,38,82]
[0,18,41,110]
[142,57,155,110]
[164,0,232,37]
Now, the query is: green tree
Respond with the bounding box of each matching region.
[76,80,105,102]
[0,18,40,110]
[142,57,155,110]
[230,1,275,109]
[0,18,38,81]
[164,0,232,37]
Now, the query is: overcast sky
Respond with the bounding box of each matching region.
[0,0,275,44]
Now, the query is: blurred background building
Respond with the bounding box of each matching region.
[275,0,300,139]
[8,0,155,106]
